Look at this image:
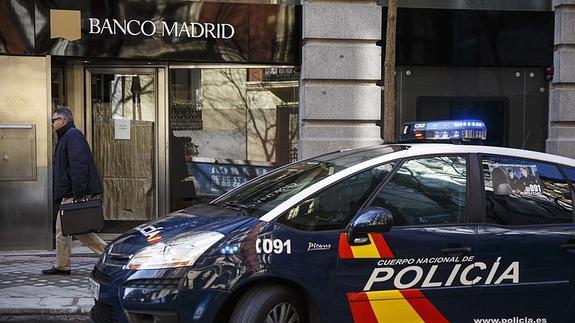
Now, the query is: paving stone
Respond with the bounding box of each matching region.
[76,298,95,307]
[0,253,98,316]
[39,298,75,306]
[0,298,41,307]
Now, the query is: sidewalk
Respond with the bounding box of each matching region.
[0,241,99,322]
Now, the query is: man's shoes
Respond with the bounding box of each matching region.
[41,267,71,275]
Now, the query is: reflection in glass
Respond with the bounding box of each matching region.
[483,156,573,225]
[91,73,156,224]
[278,163,396,231]
[51,66,65,110]
[168,67,299,211]
[216,148,402,218]
[371,156,467,226]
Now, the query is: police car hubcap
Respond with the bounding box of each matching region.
[265,302,300,323]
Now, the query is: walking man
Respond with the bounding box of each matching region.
[42,107,107,275]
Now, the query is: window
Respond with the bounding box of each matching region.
[369,156,467,226]
[561,168,575,196]
[483,156,573,225]
[216,145,405,218]
[167,67,300,211]
[51,66,66,110]
[276,163,396,231]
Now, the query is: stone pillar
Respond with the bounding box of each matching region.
[547,0,575,157]
[299,1,382,159]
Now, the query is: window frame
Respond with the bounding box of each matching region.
[559,166,575,224]
[359,153,472,229]
[478,153,575,226]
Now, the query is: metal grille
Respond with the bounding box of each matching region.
[103,251,130,268]
[288,112,299,162]
[91,300,117,323]
[123,278,182,289]
[170,101,203,130]
[263,67,299,82]
[289,145,298,162]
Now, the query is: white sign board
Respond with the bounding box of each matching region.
[114,119,130,140]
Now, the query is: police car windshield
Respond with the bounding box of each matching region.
[214,145,406,217]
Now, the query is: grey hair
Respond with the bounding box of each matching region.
[54,106,74,123]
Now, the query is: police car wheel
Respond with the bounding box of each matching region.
[230,285,304,323]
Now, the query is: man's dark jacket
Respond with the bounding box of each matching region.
[53,122,103,201]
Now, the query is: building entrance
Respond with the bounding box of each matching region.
[396,67,548,152]
[86,67,168,232]
[416,96,508,147]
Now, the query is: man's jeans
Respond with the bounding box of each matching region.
[55,197,107,270]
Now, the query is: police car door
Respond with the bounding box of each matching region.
[273,162,398,323]
[337,155,480,323]
[478,155,575,322]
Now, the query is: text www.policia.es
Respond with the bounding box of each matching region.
[473,317,548,323]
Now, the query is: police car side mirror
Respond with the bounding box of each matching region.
[347,207,393,245]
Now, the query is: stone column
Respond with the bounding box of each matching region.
[299,1,382,159]
[547,0,575,157]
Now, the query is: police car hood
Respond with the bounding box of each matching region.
[109,204,255,255]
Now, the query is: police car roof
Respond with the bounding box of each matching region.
[398,143,575,168]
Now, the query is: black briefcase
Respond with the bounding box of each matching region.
[60,199,105,236]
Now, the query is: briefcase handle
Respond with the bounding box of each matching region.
[73,194,98,203]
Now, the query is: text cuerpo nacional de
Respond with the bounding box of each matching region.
[89,18,235,39]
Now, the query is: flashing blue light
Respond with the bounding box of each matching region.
[400,119,487,143]
[220,245,240,255]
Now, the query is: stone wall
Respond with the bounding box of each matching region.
[299,1,383,158]
[547,0,575,157]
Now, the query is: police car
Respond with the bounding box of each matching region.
[89,120,575,323]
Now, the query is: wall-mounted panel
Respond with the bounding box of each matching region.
[0,125,37,181]
[0,56,51,250]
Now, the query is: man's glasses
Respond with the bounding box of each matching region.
[51,117,62,123]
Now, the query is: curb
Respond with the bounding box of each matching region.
[0,306,92,315]
[0,314,91,323]
[0,253,97,258]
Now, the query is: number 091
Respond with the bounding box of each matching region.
[256,239,291,254]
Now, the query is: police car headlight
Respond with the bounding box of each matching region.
[126,231,224,270]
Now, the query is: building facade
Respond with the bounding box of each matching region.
[1,0,569,249]
[547,0,575,157]
[300,0,556,158]
[0,0,300,249]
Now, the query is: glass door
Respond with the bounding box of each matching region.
[167,66,299,212]
[86,68,166,232]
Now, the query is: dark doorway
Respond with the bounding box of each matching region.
[416,96,509,147]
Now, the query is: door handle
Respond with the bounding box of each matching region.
[561,244,575,252]
[441,247,471,256]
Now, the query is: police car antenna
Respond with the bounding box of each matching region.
[521,131,530,149]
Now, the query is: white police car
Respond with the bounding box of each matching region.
[90,120,575,323]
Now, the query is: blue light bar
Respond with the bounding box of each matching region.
[400,120,487,143]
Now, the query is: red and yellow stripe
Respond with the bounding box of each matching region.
[339,233,449,322]
[338,232,394,259]
[347,290,449,323]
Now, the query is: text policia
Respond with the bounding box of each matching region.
[363,256,518,291]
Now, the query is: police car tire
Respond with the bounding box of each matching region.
[229,285,305,323]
